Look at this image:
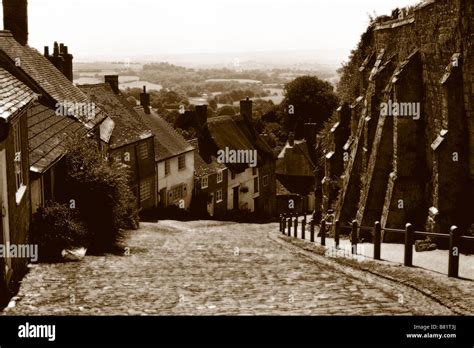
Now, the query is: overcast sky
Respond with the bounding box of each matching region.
[2,0,420,63]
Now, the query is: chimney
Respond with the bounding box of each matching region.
[48,41,64,75]
[105,75,119,94]
[195,105,208,128]
[140,86,150,114]
[44,46,49,57]
[288,132,295,147]
[3,0,28,46]
[60,45,74,81]
[240,97,252,123]
[53,41,60,56]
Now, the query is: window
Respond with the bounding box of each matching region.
[13,121,23,191]
[263,175,269,187]
[140,179,151,202]
[254,177,259,193]
[252,167,257,176]
[138,142,148,160]
[216,170,223,183]
[178,155,186,171]
[216,190,223,203]
[165,160,170,176]
[169,184,186,204]
[201,175,209,189]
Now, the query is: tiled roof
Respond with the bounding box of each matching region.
[0,30,105,128]
[205,114,275,172]
[0,67,37,120]
[276,179,292,196]
[188,138,225,177]
[276,140,315,177]
[207,115,255,153]
[28,102,87,173]
[136,106,194,162]
[79,84,153,149]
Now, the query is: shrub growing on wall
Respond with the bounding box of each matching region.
[64,136,139,253]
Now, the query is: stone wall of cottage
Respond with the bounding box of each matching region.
[0,110,31,299]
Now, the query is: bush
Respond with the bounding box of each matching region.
[30,202,89,262]
[64,136,139,253]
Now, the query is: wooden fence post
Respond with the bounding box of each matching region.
[320,219,326,246]
[404,223,414,267]
[294,215,298,238]
[302,215,306,240]
[373,221,381,260]
[335,220,340,248]
[287,215,292,236]
[448,225,460,278]
[351,220,358,255]
[310,219,315,242]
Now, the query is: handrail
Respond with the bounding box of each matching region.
[278,215,471,279]
[414,231,449,238]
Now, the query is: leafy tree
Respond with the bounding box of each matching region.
[282,75,339,139]
[337,24,374,103]
[217,105,237,116]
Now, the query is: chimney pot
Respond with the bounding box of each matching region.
[3,0,28,45]
[53,42,59,56]
[195,105,208,128]
[105,75,120,94]
[140,85,150,114]
[240,97,253,123]
[59,43,64,53]
[44,46,49,57]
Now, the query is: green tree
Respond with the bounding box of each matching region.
[217,105,237,116]
[282,75,338,139]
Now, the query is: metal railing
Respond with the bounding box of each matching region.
[279,213,474,278]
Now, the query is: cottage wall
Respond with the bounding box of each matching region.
[0,109,31,299]
[157,151,195,209]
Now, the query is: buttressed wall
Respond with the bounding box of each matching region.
[328,0,473,240]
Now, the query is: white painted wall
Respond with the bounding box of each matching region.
[227,167,260,212]
[156,150,195,209]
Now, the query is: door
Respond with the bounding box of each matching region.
[233,186,239,210]
[207,193,214,217]
[0,149,12,283]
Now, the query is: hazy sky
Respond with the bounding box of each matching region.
[2,0,420,63]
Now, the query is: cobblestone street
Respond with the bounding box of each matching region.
[2,221,456,315]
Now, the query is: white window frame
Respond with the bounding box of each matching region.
[165,159,171,176]
[216,170,223,183]
[216,189,223,203]
[201,175,209,189]
[178,155,186,171]
[138,142,148,160]
[140,179,152,202]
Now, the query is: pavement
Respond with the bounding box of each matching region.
[1,220,466,315]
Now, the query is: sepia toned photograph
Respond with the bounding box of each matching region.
[0,0,473,345]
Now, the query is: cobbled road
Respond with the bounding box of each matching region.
[3,220,453,315]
